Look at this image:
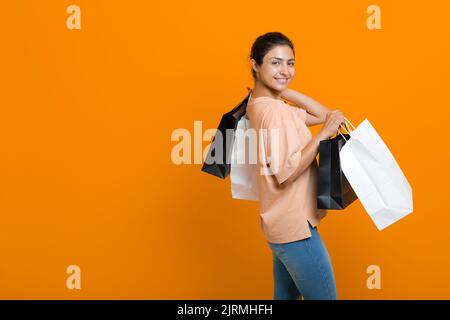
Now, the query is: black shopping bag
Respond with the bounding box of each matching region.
[201,89,252,179]
[317,132,358,209]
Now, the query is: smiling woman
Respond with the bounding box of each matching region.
[245,31,346,301]
[248,35,332,127]
[249,36,296,97]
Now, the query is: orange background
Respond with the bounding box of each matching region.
[0,0,449,299]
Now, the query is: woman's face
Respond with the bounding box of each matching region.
[252,45,295,91]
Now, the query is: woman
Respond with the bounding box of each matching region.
[246,32,345,300]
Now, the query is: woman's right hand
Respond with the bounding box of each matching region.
[318,109,346,140]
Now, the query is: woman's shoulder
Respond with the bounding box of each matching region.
[250,96,284,105]
[247,101,288,128]
[249,96,303,116]
[247,98,278,121]
[247,96,284,114]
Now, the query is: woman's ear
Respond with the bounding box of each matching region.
[250,59,258,74]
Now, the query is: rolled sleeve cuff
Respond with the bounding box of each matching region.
[274,148,302,184]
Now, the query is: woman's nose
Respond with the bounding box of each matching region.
[280,64,289,75]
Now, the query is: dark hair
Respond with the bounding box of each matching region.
[249,32,295,80]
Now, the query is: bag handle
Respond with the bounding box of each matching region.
[343,117,356,131]
[246,87,253,102]
[244,87,254,120]
[337,117,355,142]
[337,125,349,142]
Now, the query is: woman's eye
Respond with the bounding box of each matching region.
[272,61,294,66]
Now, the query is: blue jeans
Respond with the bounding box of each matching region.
[267,222,337,300]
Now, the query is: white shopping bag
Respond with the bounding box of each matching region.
[339,118,413,230]
[230,115,259,201]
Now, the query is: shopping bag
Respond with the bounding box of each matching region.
[339,118,413,230]
[201,89,252,178]
[230,115,259,201]
[317,127,358,209]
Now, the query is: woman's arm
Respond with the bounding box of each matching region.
[279,109,345,186]
[280,88,330,126]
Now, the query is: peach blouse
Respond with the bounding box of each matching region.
[246,96,327,244]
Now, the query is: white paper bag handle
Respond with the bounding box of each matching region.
[337,117,356,142]
[343,117,356,131]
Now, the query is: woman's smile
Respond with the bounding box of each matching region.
[275,77,289,84]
